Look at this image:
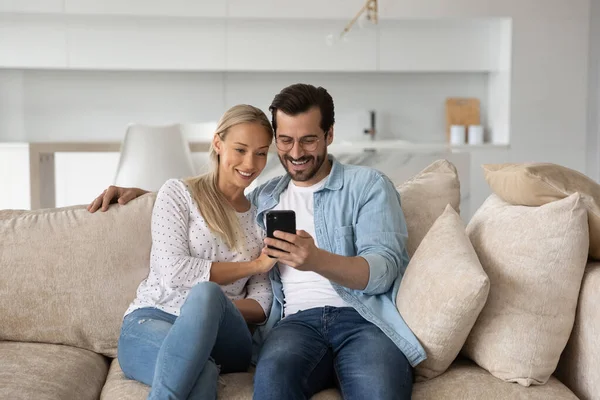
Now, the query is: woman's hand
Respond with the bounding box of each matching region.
[253,250,277,274]
[211,251,276,285]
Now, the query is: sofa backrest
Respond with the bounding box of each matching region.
[0,194,155,358]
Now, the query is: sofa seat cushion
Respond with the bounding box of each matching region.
[101,358,342,400]
[0,341,109,400]
[100,358,149,399]
[101,358,575,399]
[413,359,577,399]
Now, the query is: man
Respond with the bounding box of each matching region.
[89,84,425,399]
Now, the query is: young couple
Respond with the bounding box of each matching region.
[88,83,426,400]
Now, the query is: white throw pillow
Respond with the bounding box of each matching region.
[483,162,600,260]
[397,160,460,257]
[463,193,589,386]
[397,205,490,381]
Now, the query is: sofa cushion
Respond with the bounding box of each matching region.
[0,194,156,357]
[102,358,576,400]
[555,262,600,400]
[0,210,25,220]
[101,359,342,400]
[463,194,589,386]
[101,358,150,399]
[0,341,109,400]
[483,162,600,259]
[397,205,490,381]
[396,159,461,257]
[413,359,578,399]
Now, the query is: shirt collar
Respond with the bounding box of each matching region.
[271,154,343,198]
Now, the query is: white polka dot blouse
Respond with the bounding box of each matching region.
[125,179,272,318]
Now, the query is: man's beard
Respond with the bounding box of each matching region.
[279,151,327,183]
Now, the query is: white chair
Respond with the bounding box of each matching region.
[114,124,196,192]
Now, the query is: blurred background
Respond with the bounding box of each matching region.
[0,0,597,221]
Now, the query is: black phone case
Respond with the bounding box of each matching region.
[266,210,296,257]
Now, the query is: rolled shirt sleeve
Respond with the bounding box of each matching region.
[355,174,410,295]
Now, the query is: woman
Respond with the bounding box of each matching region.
[116,105,276,400]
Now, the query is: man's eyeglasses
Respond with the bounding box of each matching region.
[275,135,323,152]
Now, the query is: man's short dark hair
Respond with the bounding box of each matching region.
[269,83,335,134]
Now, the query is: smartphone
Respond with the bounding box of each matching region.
[265,210,296,257]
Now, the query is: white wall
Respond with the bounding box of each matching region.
[0,70,25,141]
[468,0,592,212]
[224,72,488,144]
[0,70,488,145]
[18,70,226,141]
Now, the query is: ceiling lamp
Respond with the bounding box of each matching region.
[327,0,379,46]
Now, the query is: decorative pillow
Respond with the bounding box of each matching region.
[483,162,600,259]
[397,205,490,381]
[397,160,461,257]
[463,193,589,386]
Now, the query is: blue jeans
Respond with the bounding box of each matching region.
[117,282,252,400]
[254,307,413,400]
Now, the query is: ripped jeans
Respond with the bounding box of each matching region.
[117,282,252,400]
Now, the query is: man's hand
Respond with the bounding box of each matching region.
[265,229,370,290]
[263,230,323,271]
[87,186,148,213]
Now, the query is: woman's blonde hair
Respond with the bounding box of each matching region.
[185,105,273,250]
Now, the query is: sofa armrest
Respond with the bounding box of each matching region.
[555,262,600,400]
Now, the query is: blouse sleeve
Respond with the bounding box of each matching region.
[245,272,273,319]
[150,179,212,289]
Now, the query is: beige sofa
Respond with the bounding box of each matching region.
[0,160,598,400]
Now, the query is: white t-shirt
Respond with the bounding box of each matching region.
[273,177,349,317]
[125,179,272,318]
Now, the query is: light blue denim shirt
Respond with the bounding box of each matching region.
[248,155,426,367]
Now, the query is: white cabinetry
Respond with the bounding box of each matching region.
[0,0,63,13]
[0,8,511,74]
[226,19,377,71]
[64,0,227,18]
[0,14,67,68]
[67,17,226,70]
